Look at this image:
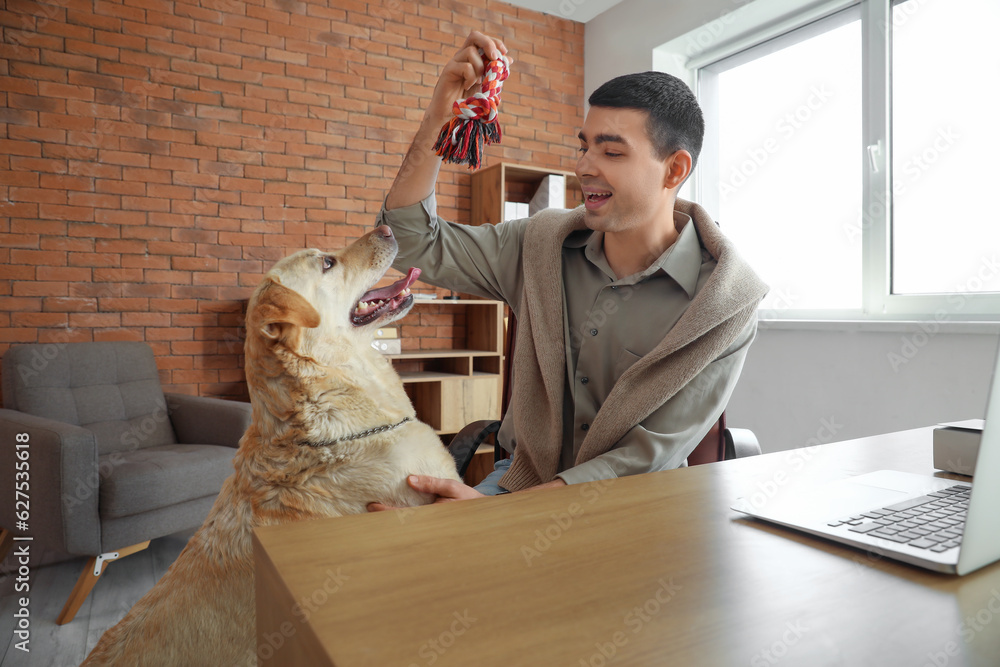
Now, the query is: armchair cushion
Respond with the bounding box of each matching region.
[99,444,237,519]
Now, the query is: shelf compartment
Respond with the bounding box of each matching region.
[471,162,582,226]
[472,355,502,375]
[393,356,471,377]
[404,375,500,434]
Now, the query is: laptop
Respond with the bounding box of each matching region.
[731,343,1000,575]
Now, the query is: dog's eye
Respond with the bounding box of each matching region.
[322,256,336,272]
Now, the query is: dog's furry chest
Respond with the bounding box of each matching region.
[244,424,448,516]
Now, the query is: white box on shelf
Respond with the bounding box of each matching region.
[371,339,402,355]
[503,201,530,221]
[932,419,983,476]
[529,174,567,216]
[503,201,519,221]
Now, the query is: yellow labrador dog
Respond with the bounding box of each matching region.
[82,226,461,666]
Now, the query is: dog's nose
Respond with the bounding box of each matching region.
[374,225,394,239]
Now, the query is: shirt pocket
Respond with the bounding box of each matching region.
[614,349,643,381]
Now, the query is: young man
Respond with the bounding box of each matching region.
[369,31,767,507]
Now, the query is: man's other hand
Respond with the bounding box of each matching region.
[367,475,485,512]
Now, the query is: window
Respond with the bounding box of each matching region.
[700,10,862,313]
[692,0,1000,321]
[890,0,1000,297]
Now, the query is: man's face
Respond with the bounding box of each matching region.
[575,106,673,235]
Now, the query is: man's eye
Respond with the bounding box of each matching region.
[605,152,622,158]
[578,147,587,154]
[322,256,336,272]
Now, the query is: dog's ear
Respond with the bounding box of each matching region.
[255,279,321,345]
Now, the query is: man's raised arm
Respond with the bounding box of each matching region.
[384,31,509,211]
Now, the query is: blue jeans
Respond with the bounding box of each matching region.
[473,456,513,496]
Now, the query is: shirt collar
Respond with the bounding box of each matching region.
[564,211,703,299]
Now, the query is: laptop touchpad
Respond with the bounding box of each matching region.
[748,480,911,522]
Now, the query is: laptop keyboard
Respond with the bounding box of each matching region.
[828,485,970,553]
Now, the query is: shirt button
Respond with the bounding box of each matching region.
[581,423,590,431]
[581,377,589,385]
[611,286,617,290]
[590,328,598,336]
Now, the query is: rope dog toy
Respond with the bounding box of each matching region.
[433,51,510,170]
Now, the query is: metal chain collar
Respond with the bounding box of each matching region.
[307,416,413,448]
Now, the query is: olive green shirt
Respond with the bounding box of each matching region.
[376,194,756,485]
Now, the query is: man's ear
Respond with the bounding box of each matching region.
[255,279,321,344]
[663,149,693,191]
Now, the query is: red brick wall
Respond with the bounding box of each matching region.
[0,0,584,400]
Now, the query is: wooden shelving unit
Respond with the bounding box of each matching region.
[388,299,505,436]
[446,162,583,485]
[470,162,582,226]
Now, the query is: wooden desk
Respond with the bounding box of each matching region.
[253,427,1000,666]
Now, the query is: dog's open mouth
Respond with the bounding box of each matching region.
[352,267,421,326]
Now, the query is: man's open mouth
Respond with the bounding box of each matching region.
[351,267,421,326]
[583,188,612,210]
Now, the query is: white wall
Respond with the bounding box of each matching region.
[728,325,999,453]
[586,0,1000,452]
[585,0,733,100]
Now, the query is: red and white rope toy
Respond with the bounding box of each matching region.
[433,51,510,170]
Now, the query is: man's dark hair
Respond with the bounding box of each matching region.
[588,72,705,171]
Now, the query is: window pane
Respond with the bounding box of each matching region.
[715,18,863,311]
[892,0,1000,295]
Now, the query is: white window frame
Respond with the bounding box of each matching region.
[655,0,1000,323]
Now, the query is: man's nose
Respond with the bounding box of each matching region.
[576,150,595,179]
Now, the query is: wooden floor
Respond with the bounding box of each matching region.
[0,529,194,667]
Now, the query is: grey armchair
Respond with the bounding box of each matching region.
[0,341,251,624]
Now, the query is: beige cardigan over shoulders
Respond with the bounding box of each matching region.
[499,198,769,491]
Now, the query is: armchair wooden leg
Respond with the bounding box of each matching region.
[0,527,13,563]
[56,541,150,626]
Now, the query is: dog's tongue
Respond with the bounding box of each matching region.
[359,267,421,304]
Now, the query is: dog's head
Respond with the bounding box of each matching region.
[246,225,420,357]
[243,226,421,427]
